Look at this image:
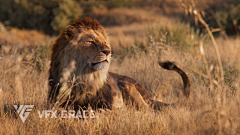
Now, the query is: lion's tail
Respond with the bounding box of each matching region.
[159,61,190,100]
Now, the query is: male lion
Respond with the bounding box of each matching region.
[48,17,190,111]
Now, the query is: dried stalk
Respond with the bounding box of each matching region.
[180,0,224,85]
[0,87,3,108]
[192,9,224,84]
[199,39,214,91]
[15,74,24,104]
[188,67,218,85]
[179,1,227,133]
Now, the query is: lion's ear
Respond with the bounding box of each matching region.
[64,25,78,40]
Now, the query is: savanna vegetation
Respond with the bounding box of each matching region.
[0,0,239,134]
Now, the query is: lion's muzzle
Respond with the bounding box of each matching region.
[91,59,109,71]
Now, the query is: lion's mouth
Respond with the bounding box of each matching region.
[91,60,108,66]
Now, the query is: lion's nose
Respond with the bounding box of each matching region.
[101,50,111,56]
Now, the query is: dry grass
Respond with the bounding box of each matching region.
[0,28,240,134]
[0,28,52,47]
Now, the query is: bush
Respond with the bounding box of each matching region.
[209,3,240,35]
[147,21,203,51]
[107,0,135,9]
[0,0,82,35]
[51,0,82,33]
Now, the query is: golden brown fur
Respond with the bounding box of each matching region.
[47,17,190,110]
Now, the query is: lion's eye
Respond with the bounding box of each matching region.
[87,41,95,45]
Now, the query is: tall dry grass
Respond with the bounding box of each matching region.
[0,26,239,134]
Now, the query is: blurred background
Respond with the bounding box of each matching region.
[0,0,239,52]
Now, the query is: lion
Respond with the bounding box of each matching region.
[47,17,190,111]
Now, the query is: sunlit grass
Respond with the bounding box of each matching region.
[0,28,240,134]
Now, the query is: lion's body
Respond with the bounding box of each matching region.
[48,17,190,111]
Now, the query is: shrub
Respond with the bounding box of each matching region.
[147,21,203,51]
[51,0,82,33]
[209,3,240,35]
[119,20,202,59]
[107,0,135,9]
[0,0,82,35]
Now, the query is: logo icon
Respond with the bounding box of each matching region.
[13,105,34,123]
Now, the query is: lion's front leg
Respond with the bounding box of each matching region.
[118,81,150,109]
[110,87,124,109]
[102,78,124,110]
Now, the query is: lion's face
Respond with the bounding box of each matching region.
[78,29,111,72]
[63,27,111,74]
